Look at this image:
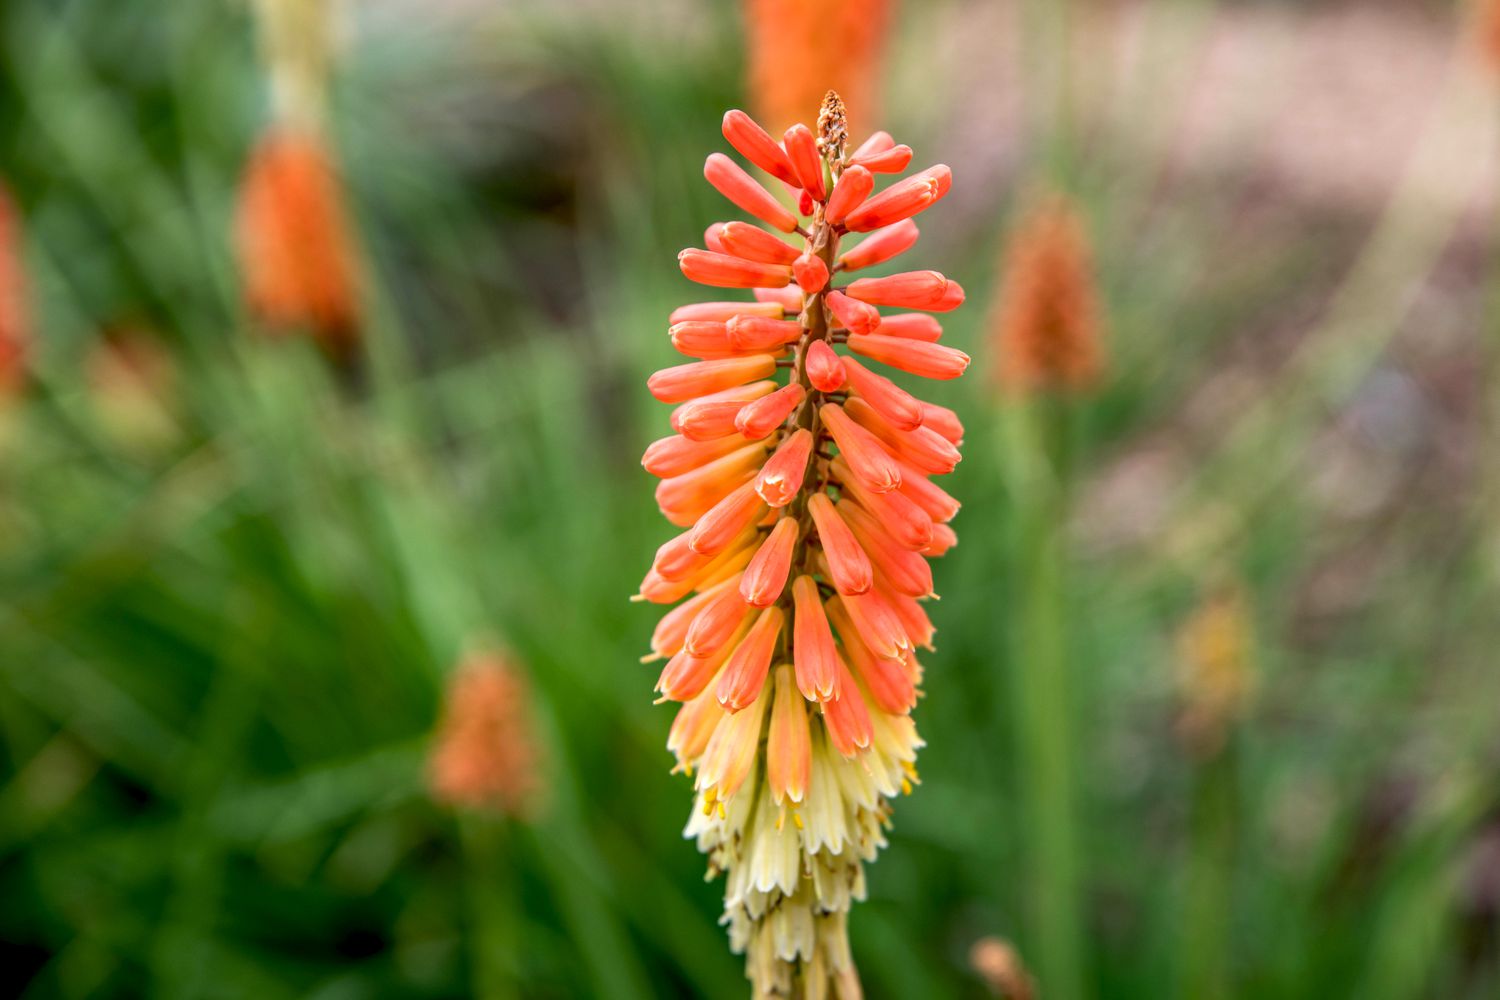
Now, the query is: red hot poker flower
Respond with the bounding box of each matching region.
[641,93,965,997]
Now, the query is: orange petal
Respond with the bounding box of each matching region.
[740,517,799,606]
[841,355,923,430]
[843,165,952,232]
[792,576,840,702]
[679,248,793,289]
[688,482,770,557]
[704,153,798,233]
[782,123,826,200]
[838,220,919,271]
[846,270,950,309]
[825,291,881,336]
[648,355,779,403]
[642,432,758,478]
[670,300,786,324]
[715,605,784,710]
[735,383,805,439]
[722,110,800,187]
[820,402,901,493]
[755,428,813,507]
[820,654,873,757]
[718,221,801,264]
[766,664,811,803]
[804,340,845,392]
[846,333,970,380]
[807,493,873,595]
[684,579,754,658]
[824,165,873,226]
[793,251,830,294]
[876,313,943,342]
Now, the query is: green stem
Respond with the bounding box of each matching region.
[1178,739,1239,1000]
[1008,396,1088,1000]
[459,816,523,1000]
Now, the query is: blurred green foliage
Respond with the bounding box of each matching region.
[2,1,1499,998]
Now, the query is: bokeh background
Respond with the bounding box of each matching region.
[3,0,1500,997]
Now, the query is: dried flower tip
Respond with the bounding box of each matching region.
[816,90,849,161]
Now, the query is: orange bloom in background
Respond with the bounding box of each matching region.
[0,185,30,396]
[969,937,1036,1000]
[234,128,361,357]
[744,0,894,137]
[992,192,1105,394]
[428,652,542,817]
[640,91,966,997]
[1477,0,1500,72]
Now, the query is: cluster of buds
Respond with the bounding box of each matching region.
[234,0,361,358]
[991,192,1103,395]
[640,92,967,997]
[428,651,543,817]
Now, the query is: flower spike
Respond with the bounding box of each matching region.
[640,97,965,997]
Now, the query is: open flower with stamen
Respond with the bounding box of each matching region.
[639,92,966,998]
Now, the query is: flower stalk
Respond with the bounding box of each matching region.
[641,93,967,997]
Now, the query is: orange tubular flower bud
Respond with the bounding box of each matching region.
[727,314,802,350]
[671,300,786,324]
[852,131,894,158]
[766,664,811,804]
[657,618,749,702]
[671,398,763,441]
[716,606,785,710]
[643,98,965,997]
[755,286,804,311]
[705,223,728,253]
[685,579,754,658]
[649,355,779,403]
[783,124,827,199]
[680,248,793,289]
[644,431,757,478]
[843,165,952,232]
[722,110,801,187]
[820,403,900,493]
[832,459,933,551]
[719,221,801,264]
[805,340,846,393]
[669,687,724,770]
[826,291,882,335]
[825,165,873,226]
[791,575,840,701]
[919,401,964,443]
[807,493,873,595]
[932,280,965,312]
[705,153,799,233]
[755,428,813,507]
[846,333,970,380]
[842,356,922,430]
[895,459,961,523]
[840,588,911,660]
[821,654,873,756]
[736,383,805,438]
[838,220,919,271]
[793,252,830,294]
[690,483,770,557]
[851,143,912,173]
[877,313,943,341]
[846,397,962,475]
[741,517,799,606]
[656,444,762,518]
[652,575,741,660]
[838,499,934,598]
[846,270,950,310]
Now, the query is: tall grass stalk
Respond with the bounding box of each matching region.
[1005,394,1087,1000]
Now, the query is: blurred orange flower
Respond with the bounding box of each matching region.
[992,192,1105,394]
[234,128,362,357]
[428,652,543,817]
[744,0,894,136]
[0,185,30,396]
